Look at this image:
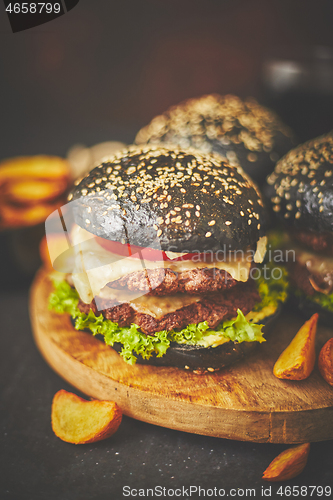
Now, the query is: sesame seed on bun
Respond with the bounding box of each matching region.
[69,145,268,253]
[135,94,295,185]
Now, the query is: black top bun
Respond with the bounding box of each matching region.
[135,94,295,185]
[69,145,268,253]
[265,131,333,233]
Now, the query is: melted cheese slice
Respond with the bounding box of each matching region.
[71,224,253,304]
[96,286,203,319]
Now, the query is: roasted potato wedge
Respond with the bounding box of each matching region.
[0,202,62,229]
[273,314,318,380]
[318,338,333,387]
[0,156,70,230]
[5,179,68,204]
[51,390,122,444]
[262,443,310,482]
[0,156,70,183]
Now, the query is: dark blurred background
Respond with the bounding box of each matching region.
[1,0,333,286]
[1,0,333,160]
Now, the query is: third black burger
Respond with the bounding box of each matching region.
[266,131,333,326]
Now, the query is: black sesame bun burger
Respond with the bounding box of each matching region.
[135,94,295,186]
[265,131,333,326]
[49,145,288,372]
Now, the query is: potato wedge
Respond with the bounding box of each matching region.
[5,179,68,204]
[273,314,318,380]
[318,338,333,387]
[51,390,122,444]
[0,202,62,229]
[0,156,70,183]
[0,156,70,230]
[262,443,310,482]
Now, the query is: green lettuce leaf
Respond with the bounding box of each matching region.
[220,309,265,343]
[48,279,80,318]
[254,262,289,312]
[49,267,288,365]
[266,230,332,314]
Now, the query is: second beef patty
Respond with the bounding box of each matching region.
[78,280,260,335]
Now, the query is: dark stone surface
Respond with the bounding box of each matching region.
[1,288,332,500]
[2,2,333,495]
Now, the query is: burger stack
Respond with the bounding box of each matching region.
[50,144,287,371]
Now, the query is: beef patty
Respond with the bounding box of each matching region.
[107,267,238,295]
[78,281,260,335]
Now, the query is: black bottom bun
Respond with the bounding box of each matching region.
[288,293,333,328]
[112,307,281,371]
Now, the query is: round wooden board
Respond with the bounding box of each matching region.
[30,269,333,444]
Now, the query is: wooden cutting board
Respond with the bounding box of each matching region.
[30,269,333,444]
